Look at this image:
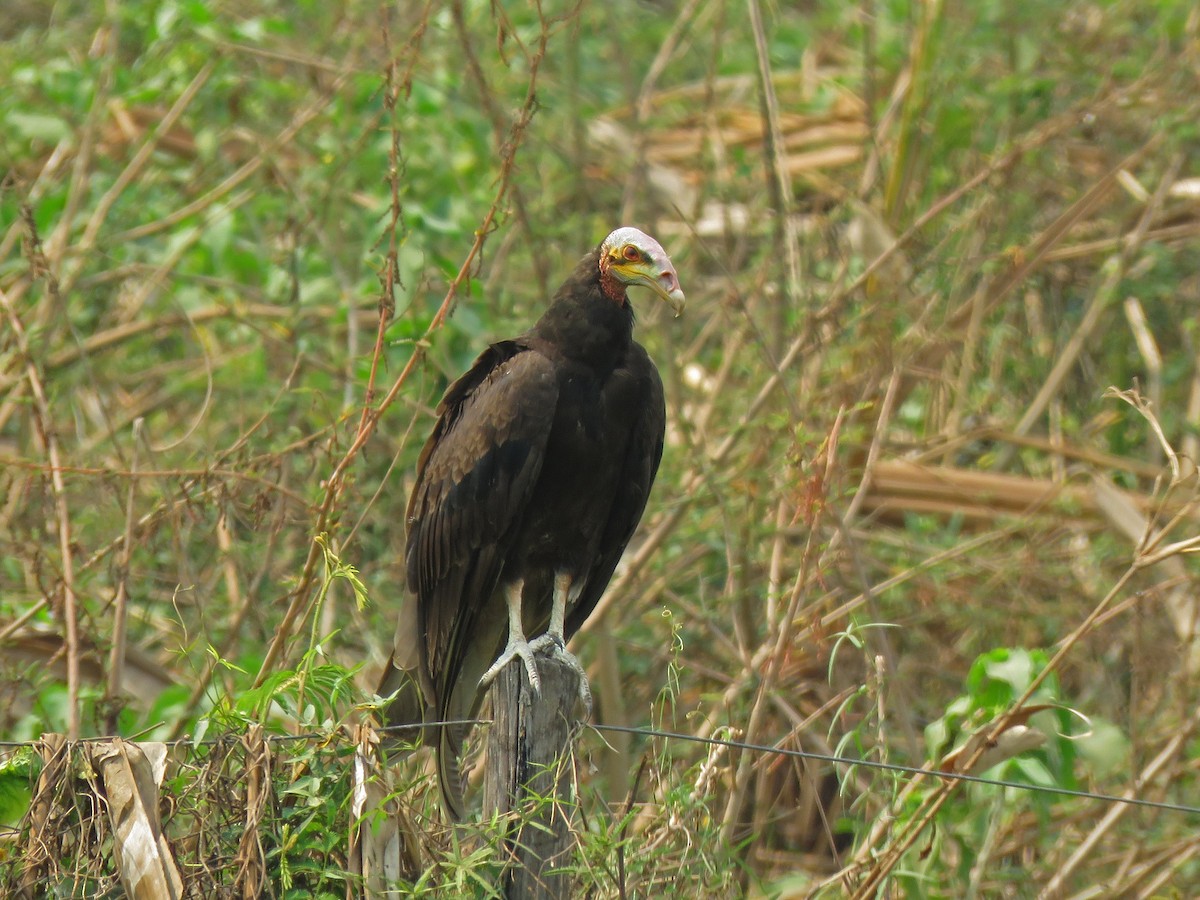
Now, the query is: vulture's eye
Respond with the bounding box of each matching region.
[622,245,641,262]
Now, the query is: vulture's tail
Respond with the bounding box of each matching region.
[376,653,426,744]
[437,724,469,821]
[377,594,428,743]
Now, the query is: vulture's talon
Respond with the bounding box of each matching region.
[479,640,542,696]
[528,632,565,655]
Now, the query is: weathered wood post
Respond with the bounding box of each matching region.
[484,656,580,899]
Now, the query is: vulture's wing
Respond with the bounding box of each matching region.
[566,343,665,638]
[404,340,558,816]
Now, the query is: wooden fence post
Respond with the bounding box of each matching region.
[483,655,579,899]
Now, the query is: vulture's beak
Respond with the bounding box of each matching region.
[630,261,685,317]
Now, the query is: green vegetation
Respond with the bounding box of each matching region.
[2,0,1199,895]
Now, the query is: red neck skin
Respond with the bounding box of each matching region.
[598,257,628,306]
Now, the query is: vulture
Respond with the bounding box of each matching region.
[378,226,684,818]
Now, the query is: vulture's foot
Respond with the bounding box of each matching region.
[529,634,593,717]
[479,638,542,696]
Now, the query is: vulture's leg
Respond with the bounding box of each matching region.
[530,572,593,715]
[478,580,542,695]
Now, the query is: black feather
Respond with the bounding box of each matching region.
[379,241,670,819]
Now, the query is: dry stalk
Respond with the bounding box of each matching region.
[356,8,406,438]
[719,409,843,847]
[40,19,114,286]
[0,140,72,263]
[0,285,81,740]
[1122,298,1163,464]
[1130,840,1200,898]
[881,0,943,223]
[1044,220,1200,263]
[17,734,70,893]
[943,221,992,444]
[234,725,272,898]
[105,418,142,724]
[747,0,802,356]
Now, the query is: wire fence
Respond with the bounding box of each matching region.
[4,717,1196,817]
[3,711,1198,898]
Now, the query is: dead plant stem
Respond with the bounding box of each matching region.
[0,287,81,740]
[105,418,142,721]
[747,0,802,356]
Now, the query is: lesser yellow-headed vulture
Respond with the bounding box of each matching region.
[379,226,684,818]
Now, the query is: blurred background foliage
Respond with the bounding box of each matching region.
[2,0,1200,895]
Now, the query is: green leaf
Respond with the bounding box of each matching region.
[981,648,1035,694]
[1073,718,1131,778]
[7,111,70,144]
[0,749,35,827]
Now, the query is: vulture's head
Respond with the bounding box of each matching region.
[599,226,685,316]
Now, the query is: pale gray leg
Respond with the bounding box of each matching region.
[479,580,542,695]
[530,572,593,714]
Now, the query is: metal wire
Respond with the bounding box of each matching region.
[587,722,1200,817]
[3,718,1197,817]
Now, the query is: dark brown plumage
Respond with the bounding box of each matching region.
[379,227,684,818]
